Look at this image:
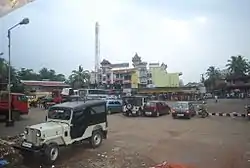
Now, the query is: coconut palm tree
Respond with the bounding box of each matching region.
[69,65,90,89]
[226,55,249,76]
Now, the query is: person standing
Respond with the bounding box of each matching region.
[214,95,218,103]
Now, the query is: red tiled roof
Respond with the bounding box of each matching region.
[21,80,70,87]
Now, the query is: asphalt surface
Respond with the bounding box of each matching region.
[0,98,250,168]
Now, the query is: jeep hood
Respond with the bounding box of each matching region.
[29,122,68,132]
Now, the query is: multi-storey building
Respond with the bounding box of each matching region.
[132,53,148,88]
[148,63,182,88]
[99,59,138,93]
[90,53,182,93]
[100,59,114,86]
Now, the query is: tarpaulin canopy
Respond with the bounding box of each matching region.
[0,0,35,18]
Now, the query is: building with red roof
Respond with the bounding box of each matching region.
[20,80,70,92]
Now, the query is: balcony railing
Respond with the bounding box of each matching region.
[123,80,131,84]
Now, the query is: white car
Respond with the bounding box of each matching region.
[14,100,108,164]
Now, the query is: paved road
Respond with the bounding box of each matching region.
[0,99,250,168]
[0,108,46,137]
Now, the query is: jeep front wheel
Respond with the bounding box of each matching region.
[90,130,103,148]
[44,143,59,164]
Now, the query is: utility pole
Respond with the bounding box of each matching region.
[95,22,100,89]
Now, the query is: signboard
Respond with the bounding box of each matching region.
[111,63,129,68]
[0,0,35,18]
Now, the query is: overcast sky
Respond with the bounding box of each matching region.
[0,0,250,83]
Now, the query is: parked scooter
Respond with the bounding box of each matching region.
[245,105,250,120]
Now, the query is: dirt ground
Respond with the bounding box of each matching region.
[0,99,250,168]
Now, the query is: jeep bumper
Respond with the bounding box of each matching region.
[12,143,43,157]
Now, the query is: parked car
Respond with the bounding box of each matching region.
[106,100,122,114]
[122,96,148,117]
[171,101,196,119]
[143,101,171,117]
[14,100,108,164]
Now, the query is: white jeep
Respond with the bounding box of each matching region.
[14,100,108,164]
[122,96,148,116]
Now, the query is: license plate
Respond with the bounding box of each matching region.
[22,142,32,148]
[132,111,137,114]
[177,114,184,116]
[145,112,152,115]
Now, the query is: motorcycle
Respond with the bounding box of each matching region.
[197,108,209,118]
[245,105,250,120]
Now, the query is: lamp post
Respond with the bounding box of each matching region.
[5,18,29,127]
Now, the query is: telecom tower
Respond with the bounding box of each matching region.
[95,22,100,87]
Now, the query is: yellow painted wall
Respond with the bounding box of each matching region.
[150,67,180,87]
[131,71,139,88]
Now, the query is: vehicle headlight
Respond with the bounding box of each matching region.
[24,128,29,134]
[36,130,41,137]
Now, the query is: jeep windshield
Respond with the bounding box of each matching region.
[123,97,142,106]
[48,107,71,120]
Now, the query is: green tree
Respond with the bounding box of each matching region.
[38,68,65,81]
[69,65,90,89]
[0,58,23,92]
[17,68,40,80]
[247,61,250,75]
[0,58,8,90]
[54,74,66,81]
[226,55,249,76]
[205,66,221,91]
[39,68,52,80]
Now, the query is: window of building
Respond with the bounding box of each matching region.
[123,83,131,88]
[124,75,131,80]
[147,73,152,78]
[102,69,106,74]
[107,74,110,79]
[147,80,152,84]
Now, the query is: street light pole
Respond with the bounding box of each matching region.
[5,18,29,127]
